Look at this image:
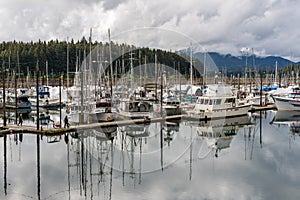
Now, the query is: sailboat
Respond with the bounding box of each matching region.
[116,51,152,120]
[68,28,117,124]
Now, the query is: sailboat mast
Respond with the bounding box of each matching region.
[139,50,142,87]
[190,43,193,86]
[204,50,207,85]
[155,53,158,102]
[275,61,278,85]
[46,61,48,86]
[130,51,134,89]
[108,29,114,90]
[190,43,193,98]
[17,50,20,85]
[67,37,69,91]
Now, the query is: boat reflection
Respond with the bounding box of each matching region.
[2,110,300,199]
[190,115,253,157]
[0,116,256,199]
[271,110,300,124]
[271,110,300,136]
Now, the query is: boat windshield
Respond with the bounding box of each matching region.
[215,99,222,105]
[225,98,234,103]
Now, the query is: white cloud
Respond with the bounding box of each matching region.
[1,0,300,61]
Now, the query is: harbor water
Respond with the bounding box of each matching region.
[0,110,300,200]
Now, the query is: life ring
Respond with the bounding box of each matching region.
[107,115,111,121]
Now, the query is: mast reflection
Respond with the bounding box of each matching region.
[3,133,7,196]
[36,134,40,200]
[118,124,150,186]
[65,125,117,199]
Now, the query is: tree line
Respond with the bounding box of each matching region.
[0,38,202,79]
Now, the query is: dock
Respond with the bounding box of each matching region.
[0,104,277,137]
[0,114,184,137]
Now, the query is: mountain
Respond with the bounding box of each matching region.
[192,52,294,74]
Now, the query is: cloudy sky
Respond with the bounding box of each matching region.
[1,0,300,61]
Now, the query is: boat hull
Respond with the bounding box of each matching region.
[95,112,116,122]
[273,96,300,110]
[164,105,182,116]
[188,104,251,121]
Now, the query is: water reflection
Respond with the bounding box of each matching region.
[1,112,300,199]
[188,116,254,158]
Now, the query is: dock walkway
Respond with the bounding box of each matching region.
[0,115,184,136]
[0,105,275,137]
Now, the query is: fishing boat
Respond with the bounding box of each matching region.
[272,86,300,110]
[187,84,251,121]
[29,86,63,109]
[6,93,32,114]
[272,96,300,110]
[162,95,181,116]
[93,90,116,122]
[117,98,152,120]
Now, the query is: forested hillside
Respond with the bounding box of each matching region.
[0,38,200,79]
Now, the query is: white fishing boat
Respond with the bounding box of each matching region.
[272,96,300,110]
[29,86,64,109]
[272,86,300,110]
[67,96,116,124]
[92,90,117,122]
[94,98,116,122]
[187,84,251,120]
[162,95,181,116]
[67,101,90,125]
[117,98,152,120]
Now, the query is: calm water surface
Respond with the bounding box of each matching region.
[0,110,300,200]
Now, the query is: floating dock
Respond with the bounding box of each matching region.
[0,115,184,136]
[0,104,277,137]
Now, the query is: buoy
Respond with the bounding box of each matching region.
[9,129,13,134]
